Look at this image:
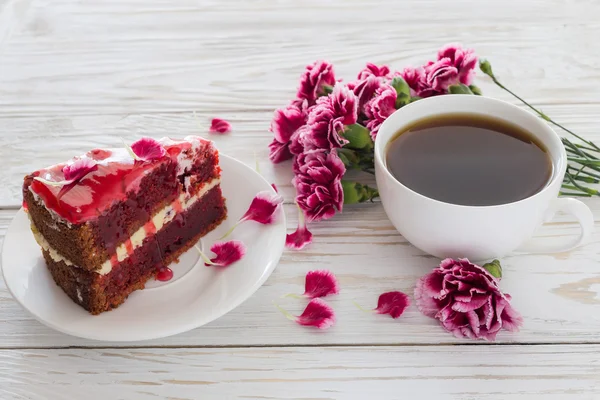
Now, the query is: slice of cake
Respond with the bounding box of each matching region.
[22,136,227,314]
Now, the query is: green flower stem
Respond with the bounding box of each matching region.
[352,300,374,314]
[480,59,598,150]
[273,302,296,321]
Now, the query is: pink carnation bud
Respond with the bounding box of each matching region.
[62,158,98,182]
[415,258,523,341]
[209,118,232,134]
[130,137,167,161]
[375,291,410,319]
[303,270,339,298]
[276,298,335,330]
[197,240,246,267]
[285,204,313,250]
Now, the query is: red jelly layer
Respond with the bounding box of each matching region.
[27,137,214,225]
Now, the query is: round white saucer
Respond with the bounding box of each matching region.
[1,154,286,342]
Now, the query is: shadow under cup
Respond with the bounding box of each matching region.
[373,95,592,261]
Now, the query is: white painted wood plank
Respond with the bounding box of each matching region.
[1,199,600,348]
[1,345,599,400]
[0,0,598,118]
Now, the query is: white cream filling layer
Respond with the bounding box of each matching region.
[33,178,221,275]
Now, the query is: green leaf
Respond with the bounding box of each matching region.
[481,259,502,279]
[342,181,379,204]
[390,76,411,97]
[469,84,482,95]
[395,92,411,109]
[341,181,360,204]
[449,84,474,95]
[343,123,373,150]
[337,148,360,167]
[409,96,423,103]
[321,84,334,95]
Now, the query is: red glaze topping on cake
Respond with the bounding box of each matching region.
[28,136,212,224]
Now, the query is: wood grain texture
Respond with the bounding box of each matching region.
[1,0,600,395]
[2,199,600,348]
[1,345,600,400]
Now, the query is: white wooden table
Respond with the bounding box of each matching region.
[1,0,600,398]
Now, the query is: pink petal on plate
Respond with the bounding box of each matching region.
[204,240,246,267]
[375,291,411,319]
[62,158,98,182]
[271,183,279,193]
[209,118,232,134]
[285,205,313,250]
[241,190,284,224]
[303,270,338,299]
[130,137,167,161]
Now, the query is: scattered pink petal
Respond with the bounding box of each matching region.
[130,137,167,161]
[209,118,232,134]
[201,241,246,267]
[62,158,98,182]
[219,190,284,240]
[241,190,284,224]
[276,298,335,330]
[286,205,313,250]
[271,183,279,193]
[375,291,411,319]
[303,270,339,298]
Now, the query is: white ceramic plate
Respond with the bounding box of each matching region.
[1,154,286,342]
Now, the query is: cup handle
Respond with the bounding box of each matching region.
[517,198,594,254]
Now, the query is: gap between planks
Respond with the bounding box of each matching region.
[3,341,600,351]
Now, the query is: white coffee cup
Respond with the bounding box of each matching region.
[374,95,594,261]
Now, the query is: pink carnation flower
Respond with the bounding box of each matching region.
[415,258,523,341]
[297,60,336,104]
[423,58,459,93]
[357,63,391,80]
[364,83,397,140]
[269,103,308,163]
[303,86,358,151]
[293,150,345,222]
[437,43,478,86]
[350,76,384,112]
[400,67,426,97]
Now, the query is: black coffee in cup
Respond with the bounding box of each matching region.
[385,113,552,206]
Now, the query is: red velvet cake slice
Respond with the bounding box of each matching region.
[22,136,227,314]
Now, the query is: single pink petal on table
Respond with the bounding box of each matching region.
[201,241,246,267]
[209,118,232,134]
[276,298,335,330]
[375,291,411,319]
[130,137,167,161]
[271,183,279,193]
[285,205,313,250]
[302,270,338,298]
